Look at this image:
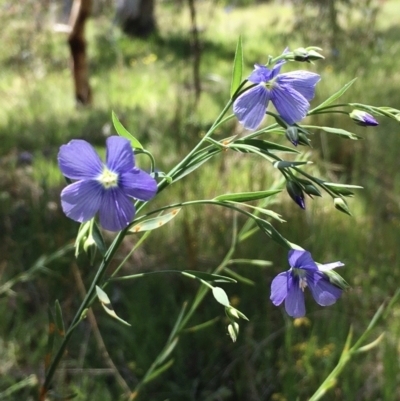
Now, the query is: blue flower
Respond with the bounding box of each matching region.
[349,110,378,126]
[270,250,343,318]
[233,60,320,130]
[58,136,158,231]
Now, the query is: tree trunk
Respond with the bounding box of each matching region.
[68,0,92,105]
[115,0,156,38]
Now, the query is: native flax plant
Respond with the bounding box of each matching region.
[39,40,400,400]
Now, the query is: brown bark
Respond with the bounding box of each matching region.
[68,0,92,105]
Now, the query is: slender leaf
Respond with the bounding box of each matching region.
[54,300,65,337]
[157,337,179,366]
[222,267,255,285]
[45,308,56,372]
[111,111,143,149]
[310,78,357,113]
[184,317,220,332]
[236,138,301,154]
[310,126,362,140]
[230,35,243,97]
[174,149,220,181]
[324,183,363,189]
[273,160,311,169]
[212,287,230,306]
[129,209,181,233]
[227,258,272,267]
[143,359,174,384]
[182,270,237,283]
[95,286,131,327]
[214,189,281,202]
[92,221,107,257]
[256,218,292,250]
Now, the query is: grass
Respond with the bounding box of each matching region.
[1,0,400,400]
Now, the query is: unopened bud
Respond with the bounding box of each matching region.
[334,197,351,216]
[83,234,97,265]
[293,47,324,63]
[286,180,305,209]
[228,322,239,342]
[349,110,378,127]
[285,126,299,146]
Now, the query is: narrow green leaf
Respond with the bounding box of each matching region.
[214,189,282,202]
[143,359,174,384]
[311,126,362,140]
[45,307,56,372]
[129,209,181,233]
[111,111,143,149]
[227,258,272,267]
[49,392,78,400]
[256,219,292,250]
[174,149,219,181]
[92,221,107,257]
[230,36,243,97]
[95,286,131,327]
[212,287,230,306]
[157,337,179,366]
[355,333,385,354]
[236,138,301,154]
[184,317,220,332]
[182,270,237,283]
[153,171,173,184]
[228,201,285,223]
[54,300,65,337]
[310,78,357,113]
[324,183,363,189]
[273,160,311,169]
[222,267,255,285]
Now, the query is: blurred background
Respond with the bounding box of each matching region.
[1,0,400,400]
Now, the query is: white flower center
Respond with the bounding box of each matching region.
[98,167,119,189]
[292,268,308,292]
[265,77,279,90]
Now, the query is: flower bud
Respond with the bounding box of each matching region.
[285,126,299,146]
[228,322,239,342]
[297,178,322,197]
[349,110,378,127]
[334,197,351,216]
[323,270,351,291]
[293,47,324,63]
[286,180,305,209]
[83,234,97,265]
[304,184,322,197]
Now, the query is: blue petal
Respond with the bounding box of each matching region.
[61,180,103,223]
[270,271,289,306]
[284,275,306,317]
[120,169,158,201]
[248,65,273,84]
[99,188,135,231]
[233,85,270,130]
[277,71,320,101]
[270,59,286,79]
[58,140,103,180]
[270,84,310,125]
[288,250,317,270]
[308,271,342,306]
[106,136,135,173]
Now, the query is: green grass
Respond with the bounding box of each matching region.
[1,1,400,400]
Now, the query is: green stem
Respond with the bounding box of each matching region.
[42,227,130,392]
[42,98,236,395]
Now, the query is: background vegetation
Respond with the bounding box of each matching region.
[1,0,400,400]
